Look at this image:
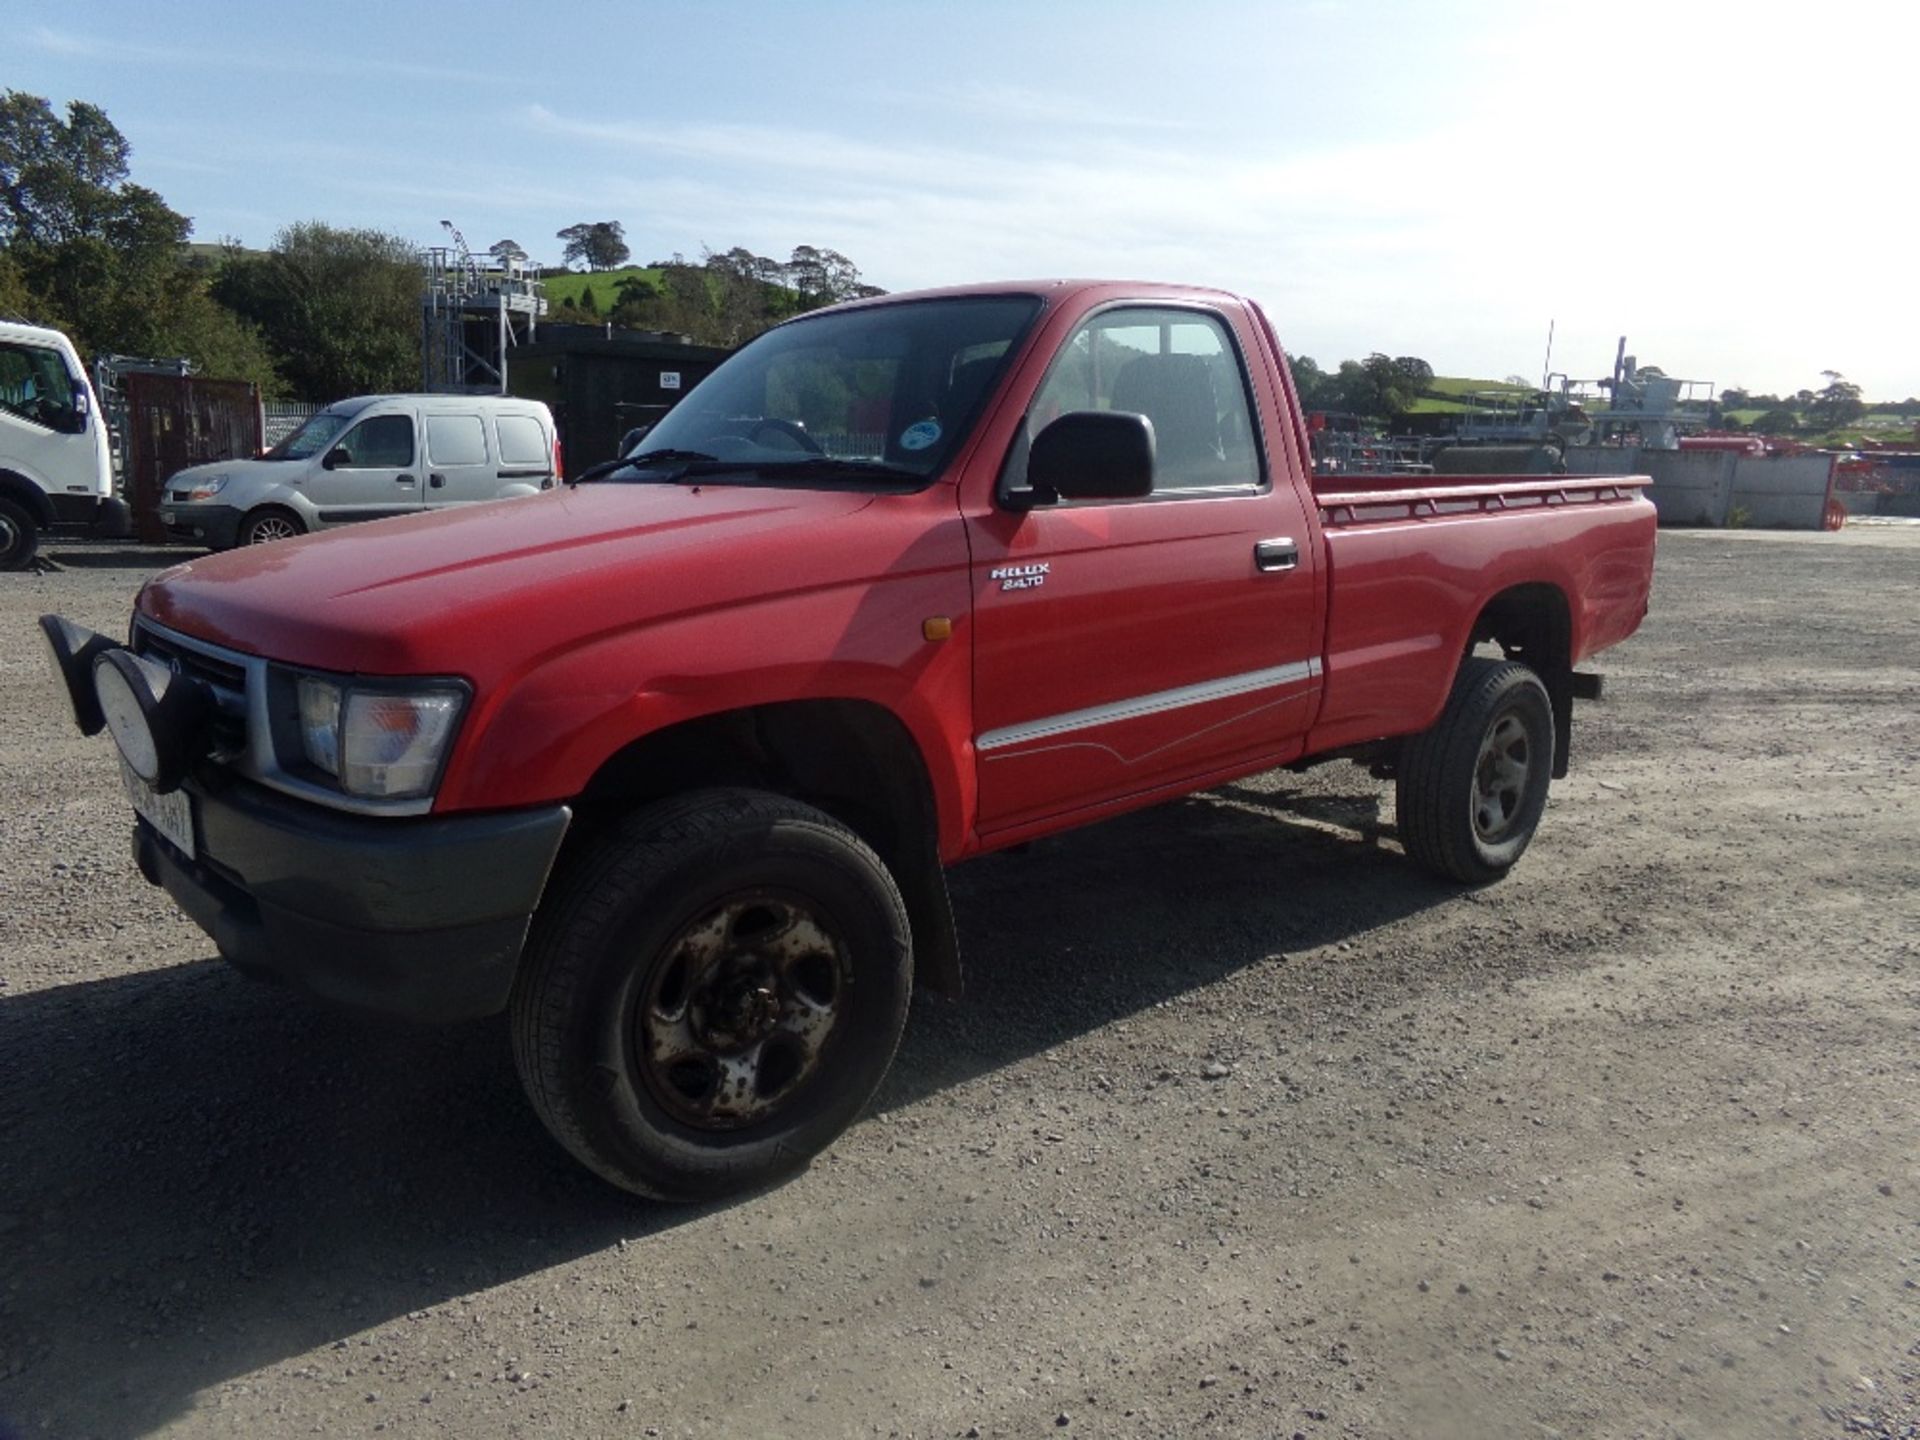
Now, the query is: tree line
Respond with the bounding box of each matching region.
[0,92,883,402]
[544,244,885,348]
[1287,353,1436,423]
[6,91,1896,424]
[1712,373,1918,437]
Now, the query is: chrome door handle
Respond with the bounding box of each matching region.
[1254,537,1298,572]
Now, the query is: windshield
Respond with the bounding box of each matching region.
[266,410,352,461]
[625,295,1042,486]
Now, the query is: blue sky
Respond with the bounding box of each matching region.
[16,0,1917,397]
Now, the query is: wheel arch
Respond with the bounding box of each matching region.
[570,698,964,996]
[0,470,56,529]
[1464,581,1574,777]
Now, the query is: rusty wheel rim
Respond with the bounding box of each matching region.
[1472,711,1532,842]
[633,891,850,1131]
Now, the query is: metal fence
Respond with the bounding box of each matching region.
[262,401,319,449]
[123,374,263,544]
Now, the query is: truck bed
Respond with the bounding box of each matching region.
[1304,471,1656,758]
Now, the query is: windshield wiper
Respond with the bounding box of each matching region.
[569,449,720,487]
[753,456,925,486]
[627,448,721,467]
[571,451,926,491]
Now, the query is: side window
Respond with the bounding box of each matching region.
[1029,308,1261,495]
[0,342,80,432]
[333,414,414,469]
[426,414,488,466]
[495,414,549,467]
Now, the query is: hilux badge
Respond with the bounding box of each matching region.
[989,562,1049,592]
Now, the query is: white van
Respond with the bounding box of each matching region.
[159,393,562,548]
[0,319,128,569]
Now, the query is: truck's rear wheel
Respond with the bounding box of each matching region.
[1396,657,1554,883]
[0,497,40,571]
[510,788,913,1201]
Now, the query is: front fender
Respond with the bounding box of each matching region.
[434,572,979,861]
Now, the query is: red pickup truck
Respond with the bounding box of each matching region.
[43,281,1655,1200]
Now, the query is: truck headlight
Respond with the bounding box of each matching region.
[297,677,342,773]
[293,676,466,800]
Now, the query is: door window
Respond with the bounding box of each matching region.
[1029,308,1262,495]
[332,414,414,468]
[495,414,549,466]
[426,415,488,466]
[0,342,81,433]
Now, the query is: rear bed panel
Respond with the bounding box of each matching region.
[1304,475,1655,755]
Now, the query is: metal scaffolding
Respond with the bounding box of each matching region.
[420,222,547,394]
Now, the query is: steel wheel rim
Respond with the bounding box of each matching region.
[247,516,296,543]
[633,889,851,1131]
[1472,711,1532,841]
[0,512,20,553]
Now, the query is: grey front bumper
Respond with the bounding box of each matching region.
[133,775,571,1022]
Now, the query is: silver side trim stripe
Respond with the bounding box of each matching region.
[977,658,1322,753]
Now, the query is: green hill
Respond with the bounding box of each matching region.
[541,266,661,311]
[1406,375,1537,415]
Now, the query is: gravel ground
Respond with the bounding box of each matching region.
[2,528,1916,1440]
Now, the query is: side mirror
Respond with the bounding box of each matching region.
[322,447,347,470]
[1025,410,1155,504]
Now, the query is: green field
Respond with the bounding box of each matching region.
[1405,375,1537,415]
[1723,408,1918,446]
[1425,375,1535,397]
[540,266,661,310]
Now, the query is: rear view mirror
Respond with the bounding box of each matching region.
[1025,410,1155,503]
[322,447,347,470]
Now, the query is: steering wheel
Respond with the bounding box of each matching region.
[746,418,823,455]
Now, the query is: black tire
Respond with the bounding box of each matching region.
[239,506,304,546]
[1396,657,1555,884]
[0,496,40,571]
[510,788,913,1201]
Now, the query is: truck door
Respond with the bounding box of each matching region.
[0,335,94,505]
[422,412,496,507]
[311,411,423,524]
[967,304,1321,835]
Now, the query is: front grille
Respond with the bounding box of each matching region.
[133,623,250,756]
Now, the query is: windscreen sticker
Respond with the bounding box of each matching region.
[900,420,942,451]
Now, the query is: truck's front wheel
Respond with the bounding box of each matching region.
[1395,657,1555,883]
[0,497,40,571]
[510,788,913,1201]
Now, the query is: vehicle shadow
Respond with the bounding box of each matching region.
[0,781,1448,1438]
[43,542,205,569]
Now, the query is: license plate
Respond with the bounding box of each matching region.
[120,757,196,859]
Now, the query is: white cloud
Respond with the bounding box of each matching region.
[26,2,1915,395]
[26,24,512,86]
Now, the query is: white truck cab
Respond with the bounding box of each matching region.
[0,320,127,569]
[160,393,562,549]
